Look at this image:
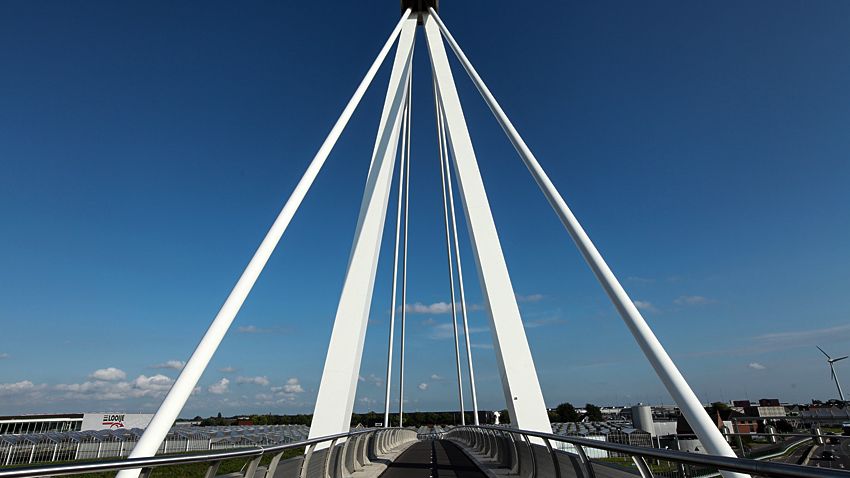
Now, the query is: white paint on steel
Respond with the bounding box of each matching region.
[382,84,410,430]
[398,77,412,427]
[427,9,746,477]
[309,15,417,446]
[439,94,480,426]
[424,13,552,435]
[115,10,413,478]
[434,77,466,425]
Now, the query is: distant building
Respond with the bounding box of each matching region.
[743,405,785,418]
[0,414,83,435]
[0,413,153,435]
[732,398,786,419]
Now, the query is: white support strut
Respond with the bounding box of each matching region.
[399,77,412,428]
[310,14,417,445]
[424,13,552,435]
[115,10,413,478]
[428,8,746,477]
[439,96,480,426]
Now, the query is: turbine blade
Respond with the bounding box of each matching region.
[833,356,849,362]
[817,346,831,359]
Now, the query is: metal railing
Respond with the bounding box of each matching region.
[443,425,850,478]
[0,427,417,478]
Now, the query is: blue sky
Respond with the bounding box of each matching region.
[1,1,849,417]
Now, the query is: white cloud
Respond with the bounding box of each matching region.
[470,343,493,350]
[90,367,127,381]
[627,276,656,284]
[430,374,442,380]
[748,362,766,370]
[56,374,173,400]
[269,378,304,402]
[675,295,713,306]
[0,353,9,360]
[754,324,850,347]
[359,396,377,405]
[359,374,383,387]
[236,325,286,334]
[633,300,658,312]
[152,360,185,370]
[208,378,230,395]
[0,380,42,397]
[236,376,270,387]
[281,378,304,393]
[236,325,262,333]
[524,317,567,329]
[219,366,236,373]
[424,321,488,340]
[406,302,453,314]
[133,374,174,392]
[516,294,544,303]
[418,383,428,391]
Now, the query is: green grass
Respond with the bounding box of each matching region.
[596,456,678,474]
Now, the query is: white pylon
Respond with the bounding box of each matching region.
[309,13,417,446]
[115,10,413,478]
[428,8,748,478]
[424,13,552,435]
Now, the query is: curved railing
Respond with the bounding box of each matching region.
[443,425,850,478]
[0,427,417,478]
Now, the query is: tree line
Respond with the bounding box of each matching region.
[192,403,607,428]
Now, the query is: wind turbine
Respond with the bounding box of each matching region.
[818,346,848,401]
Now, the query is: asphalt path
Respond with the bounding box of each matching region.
[379,439,485,478]
[808,438,850,471]
[768,441,812,465]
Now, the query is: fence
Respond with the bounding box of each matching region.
[0,425,309,466]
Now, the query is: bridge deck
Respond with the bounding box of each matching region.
[379,439,486,478]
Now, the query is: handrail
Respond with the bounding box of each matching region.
[0,427,397,478]
[446,425,850,478]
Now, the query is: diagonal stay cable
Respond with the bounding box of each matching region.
[434,74,466,425]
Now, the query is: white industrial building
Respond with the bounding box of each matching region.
[0,413,153,436]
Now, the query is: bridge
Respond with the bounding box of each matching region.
[0,2,847,478]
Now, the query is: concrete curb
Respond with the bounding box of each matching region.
[802,444,818,466]
[349,439,419,478]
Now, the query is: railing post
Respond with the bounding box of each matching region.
[507,432,520,474]
[243,451,263,478]
[523,433,537,478]
[336,437,351,477]
[203,460,222,478]
[359,433,370,468]
[543,437,561,478]
[265,452,284,478]
[632,455,654,478]
[574,444,595,478]
[323,438,338,478]
[300,443,316,478]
